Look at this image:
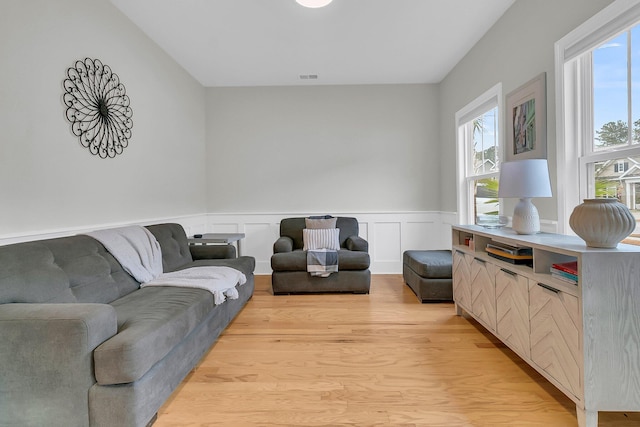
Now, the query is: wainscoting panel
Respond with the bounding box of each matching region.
[0,212,460,275]
[372,222,402,273]
[242,222,280,273]
[357,222,369,242]
[404,221,436,251]
[205,212,455,274]
[208,223,242,234]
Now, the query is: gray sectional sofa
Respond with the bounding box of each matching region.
[0,223,255,427]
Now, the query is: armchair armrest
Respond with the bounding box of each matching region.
[274,236,294,253]
[0,303,117,426]
[346,236,369,252]
[190,244,236,259]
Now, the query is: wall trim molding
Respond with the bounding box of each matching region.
[0,214,208,246]
[1,211,557,275]
[201,211,456,274]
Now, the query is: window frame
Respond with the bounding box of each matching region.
[555,0,640,233]
[455,83,503,225]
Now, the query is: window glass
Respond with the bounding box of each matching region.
[474,177,499,219]
[593,32,628,150]
[587,26,640,243]
[633,25,640,144]
[469,107,499,222]
[472,108,499,175]
[589,156,640,201]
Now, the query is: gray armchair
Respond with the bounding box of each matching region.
[270,217,371,294]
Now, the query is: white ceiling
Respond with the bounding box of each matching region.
[110,0,515,87]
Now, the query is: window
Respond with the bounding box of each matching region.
[456,84,502,225]
[556,1,640,234]
[614,160,629,173]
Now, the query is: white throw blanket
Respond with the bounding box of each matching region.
[85,225,163,283]
[142,267,246,305]
[85,225,245,305]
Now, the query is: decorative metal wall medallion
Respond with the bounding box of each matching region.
[63,58,133,158]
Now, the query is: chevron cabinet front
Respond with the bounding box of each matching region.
[452,250,472,314]
[495,268,530,359]
[529,280,580,398]
[470,257,497,331]
[451,225,640,427]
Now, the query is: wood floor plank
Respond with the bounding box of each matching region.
[155,275,640,426]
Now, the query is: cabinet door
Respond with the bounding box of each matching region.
[496,268,530,358]
[529,280,580,397]
[471,257,497,331]
[452,250,472,311]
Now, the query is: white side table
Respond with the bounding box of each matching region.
[188,233,245,256]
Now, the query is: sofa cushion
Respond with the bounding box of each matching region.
[271,249,370,271]
[94,286,214,385]
[146,223,193,272]
[403,250,452,279]
[0,235,139,305]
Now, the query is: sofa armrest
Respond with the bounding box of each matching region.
[273,236,294,253]
[346,236,369,252]
[190,244,236,259]
[0,303,117,426]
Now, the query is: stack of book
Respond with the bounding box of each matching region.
[485,242,533,266]
[550,261,578,284]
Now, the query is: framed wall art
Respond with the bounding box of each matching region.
[505,72,546,161]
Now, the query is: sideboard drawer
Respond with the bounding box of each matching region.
[529,280,580,398]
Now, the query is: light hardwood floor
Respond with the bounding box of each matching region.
[155,275,640,427]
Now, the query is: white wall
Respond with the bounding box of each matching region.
[1,0,619,273]
[0,0,207,238]
[205,84,441,213]
[203,84,450,273]
[438,0,613,222]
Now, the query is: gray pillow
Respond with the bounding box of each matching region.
[305,217,337,229]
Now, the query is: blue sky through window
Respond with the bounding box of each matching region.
[593,25,640,143]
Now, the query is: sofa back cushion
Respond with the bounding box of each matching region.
[145,223,193,272]
[0,235,139,304]
[280,217,359,250]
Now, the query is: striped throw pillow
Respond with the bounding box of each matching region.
[303,228,340,251]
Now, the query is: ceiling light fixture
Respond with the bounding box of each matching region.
[296,0,333,8]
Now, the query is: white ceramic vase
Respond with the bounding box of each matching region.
[569,198,636,248]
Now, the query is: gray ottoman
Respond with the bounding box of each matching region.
[402,250,453,302]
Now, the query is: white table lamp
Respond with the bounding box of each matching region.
[498,159,552,234]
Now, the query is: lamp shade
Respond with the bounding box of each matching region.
[498,159,552,199]
[296,0,333,7]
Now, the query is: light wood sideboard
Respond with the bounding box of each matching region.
[452,225,640,427]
